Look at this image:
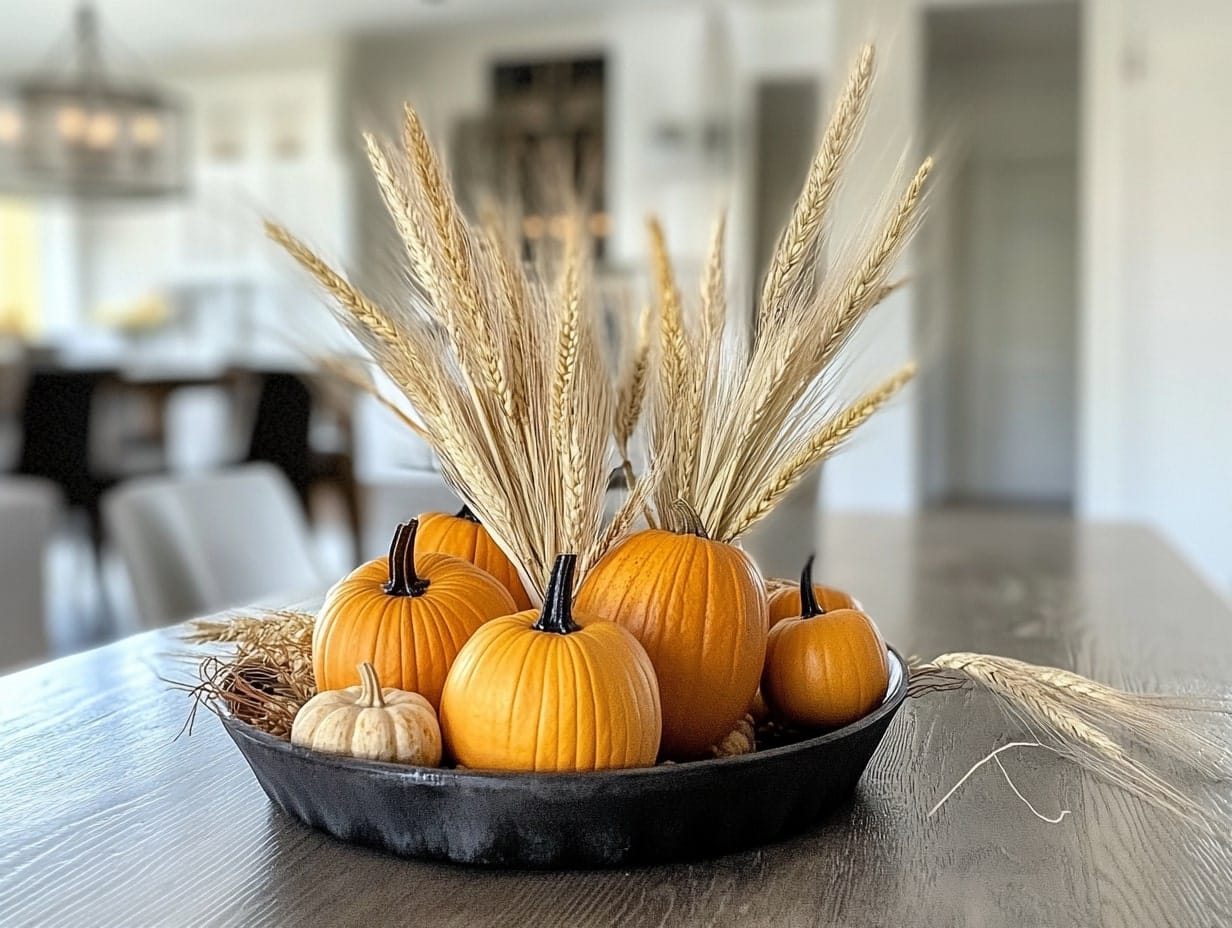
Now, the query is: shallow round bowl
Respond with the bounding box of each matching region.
[221,646,908,868]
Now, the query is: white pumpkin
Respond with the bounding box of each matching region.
[291,662,442,766]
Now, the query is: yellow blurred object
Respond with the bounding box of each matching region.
[94,293,171,332]
[0,198,40,336]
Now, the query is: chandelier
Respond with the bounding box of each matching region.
[0,5,186,199]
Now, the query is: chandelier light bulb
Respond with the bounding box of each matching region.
[130,113,163,148]
[57,105,88,143]
[0,107,21,144]
[85,110,119,149]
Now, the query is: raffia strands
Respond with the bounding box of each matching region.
[759,44,874,328]
[640,44,931,544]
[910,652,1231,825]
[176,610,317,740]
[268,104,616,602]
[725,362,916,540]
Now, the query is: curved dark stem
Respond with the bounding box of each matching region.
[799,554,824,619]
[669,498,708,539]
[385,520,430,597]
[532,554,581,635]
[456,504,481,523]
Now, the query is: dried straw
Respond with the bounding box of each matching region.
[178,610,317,739]
[910,652,1230,824]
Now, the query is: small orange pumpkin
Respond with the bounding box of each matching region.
[767,566,856,627]
[313,519,516,708]
[575,501,767,759]
[440,553,661,772]
[762,555,889,729]
[416,505,533,610]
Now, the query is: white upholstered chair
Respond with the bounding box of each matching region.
[103,464,328,628]
[0,476,61,670]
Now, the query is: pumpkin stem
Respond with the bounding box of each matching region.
[532,553,581,635]
[669,498,709,539]
[357,662,386,708]
[385,520,430,597]
[456,504,481,523]
[799,554,825,619]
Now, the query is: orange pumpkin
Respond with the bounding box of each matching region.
[575,502,767,759]
[416,505,533,610]
[440,553,661,772]
[767,568,856,627]
[761,555,889,729]
[313,519,516,708]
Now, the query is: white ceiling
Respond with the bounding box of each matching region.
[0,0,645,74]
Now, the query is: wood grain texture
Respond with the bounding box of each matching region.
[1,510,1230,927]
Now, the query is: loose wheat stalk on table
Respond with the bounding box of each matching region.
[910,652,1231,825]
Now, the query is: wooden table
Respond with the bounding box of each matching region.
[2,510,1230,927]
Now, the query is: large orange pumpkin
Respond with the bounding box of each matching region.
[416,505,533,609]
[575,502,767,759]
[767,567,856,627]
[313,519,516,708]
[440,553,661,772]
[761,555,889,729]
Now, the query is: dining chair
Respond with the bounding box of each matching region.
[246,371,362,555]
[102,464,329,629]
[15,369,109,524]
[0,476,61,671]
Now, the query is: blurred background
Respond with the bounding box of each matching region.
[0,0,1228,670]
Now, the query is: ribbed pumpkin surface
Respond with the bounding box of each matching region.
[416,510,533,610]
[762,608,889,729]
[313,550,516,709]
[576,529,767,758]
[440,609,661,772]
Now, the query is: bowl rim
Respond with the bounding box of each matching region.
[221,644,909,784]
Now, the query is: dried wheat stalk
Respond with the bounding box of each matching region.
[645,45,926,540]
[911,652,1230,823]
[268,107,617,602]
[760,44,874,326]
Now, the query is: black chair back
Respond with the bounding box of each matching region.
[246,373,313,504]
[16,370,100,510]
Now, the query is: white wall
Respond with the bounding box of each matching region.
[921,34,1079,505]
[836,0,1232,595]
[827,0,923,512]
[47,39,355,363]
[346,6,722,293]
[1080,0,1232,593]
[346,1,837,282]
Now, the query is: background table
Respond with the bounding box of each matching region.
[2,510,1230,927]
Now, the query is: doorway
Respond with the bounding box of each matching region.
[752,79,820,281]
[919,1,1080,509]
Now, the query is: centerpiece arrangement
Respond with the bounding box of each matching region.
[186,46,1227,867]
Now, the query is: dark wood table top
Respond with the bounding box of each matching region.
[2,510,1230,927]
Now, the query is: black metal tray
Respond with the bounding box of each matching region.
[221,646,908,868]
